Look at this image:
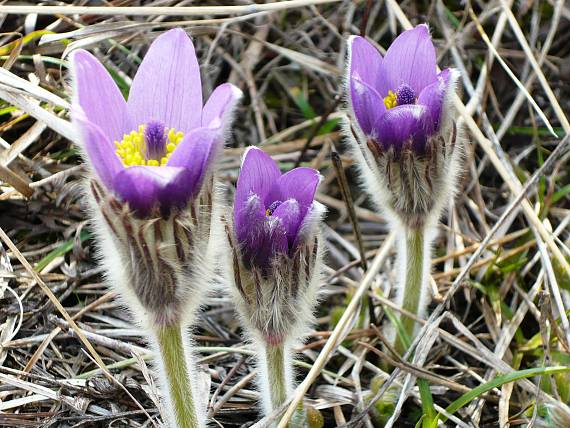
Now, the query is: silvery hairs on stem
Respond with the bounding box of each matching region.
[72,28,242,428]
[344,25,466,338]
[224,147,325,415]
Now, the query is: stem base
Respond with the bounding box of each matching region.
[155,324,199,428]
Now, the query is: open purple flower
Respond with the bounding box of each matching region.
[348,24,453,153]
[345,24,463,228]
[233,147,320,272]
[72,28,242,217]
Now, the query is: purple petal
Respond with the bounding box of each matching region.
[349,36,385,94]
[350,76,386,138]
[167,127,219,197]
[234,194,288,272]
[234,192,265,244]
[436,68,451,83]
[292,202,324,250]
[235,147,281,210]
[276,167,320,216]
[418,68,452,131]
[127,29,202,134]
[381,24,437,95]
[72,109,124,190]
[375,104,433,152]
[202,83,243,129]
[71,49,130,142]
[113,166,191,217]
[271,199,302,247]
[247,219,289,272]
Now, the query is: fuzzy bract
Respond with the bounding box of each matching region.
[72,28,242,218]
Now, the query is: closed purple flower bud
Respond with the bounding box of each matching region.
[346,25,465,228]
[226,147,325,345]
[72,29,242,327]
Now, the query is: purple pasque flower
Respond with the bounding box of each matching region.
[233,147,320,272]
[228,147,325,347]
[345,24,464,229]
[72,28,242,217]
[348,24,453,154]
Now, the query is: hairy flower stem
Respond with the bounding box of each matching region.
[264,343,289,412]
[262,342,305,427]
[155,324,199,428]
[395,227,426,355]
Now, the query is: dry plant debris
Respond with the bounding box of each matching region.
[0,1,569,427]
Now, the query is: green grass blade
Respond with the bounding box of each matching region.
[430,366,570,427]
[34,229,90,272]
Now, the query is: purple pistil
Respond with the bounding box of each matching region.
[144,121,167,160]
[266,200,283,216]
[396,84,416,106]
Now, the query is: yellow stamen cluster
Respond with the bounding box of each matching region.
[383,90,397,109]
[115,125,184,167]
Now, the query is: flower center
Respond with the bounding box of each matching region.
[114,121,184,167]
[383,84,417,110]
[396,83,416,105]
[383,90,397,109]
[265,200,283,217]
